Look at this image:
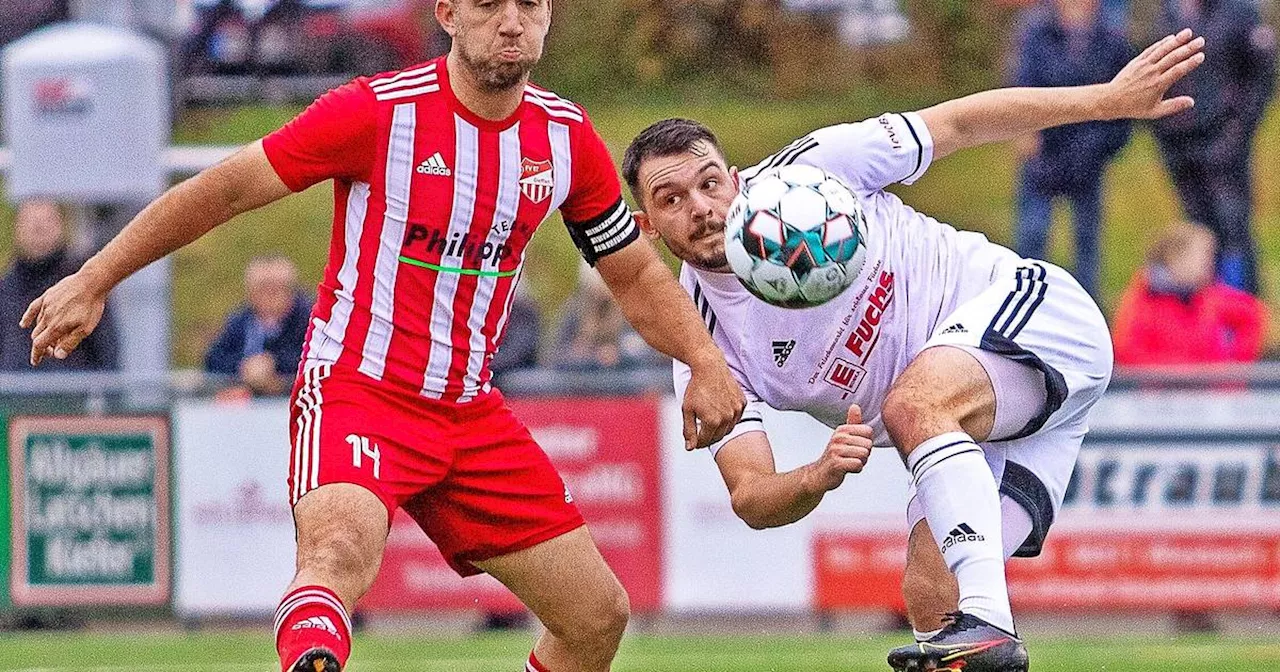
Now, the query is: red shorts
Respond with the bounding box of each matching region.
[286,364,584,576]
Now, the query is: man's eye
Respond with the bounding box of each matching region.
[704,179,718,190]
[666,195,681,207]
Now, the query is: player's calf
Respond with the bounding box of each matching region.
[277,484,391,672]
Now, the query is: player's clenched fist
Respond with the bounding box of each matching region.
[682,353,747,450]
[810,404,873,492]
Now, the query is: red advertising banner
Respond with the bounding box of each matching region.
[360,396,664,614]
[814,527,1280,612]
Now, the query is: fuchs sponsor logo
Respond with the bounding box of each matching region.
[844,270,894,361]
[940,523,984,554]
[404,225,514,265]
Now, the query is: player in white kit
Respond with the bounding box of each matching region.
[622,31,1205,672]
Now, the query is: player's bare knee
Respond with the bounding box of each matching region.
[554,579,629,654]
[882,385,941,456]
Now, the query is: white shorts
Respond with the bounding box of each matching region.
[906,260,1114,557]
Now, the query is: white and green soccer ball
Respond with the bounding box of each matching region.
[724,165,868,309]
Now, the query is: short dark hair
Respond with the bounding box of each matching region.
[622,118,724,207]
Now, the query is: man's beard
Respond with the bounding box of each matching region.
[457,37,539,91]
[679,221,730,272]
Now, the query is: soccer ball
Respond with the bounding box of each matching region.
[724,165,868,309]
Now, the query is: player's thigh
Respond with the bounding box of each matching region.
[884,345,997,449]
[474,526,629,638]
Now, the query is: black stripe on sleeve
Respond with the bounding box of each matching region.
[894,113,924,177]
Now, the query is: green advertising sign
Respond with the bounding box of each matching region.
[8,416,170,607]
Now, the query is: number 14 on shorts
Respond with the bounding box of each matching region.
[346,434,381,479]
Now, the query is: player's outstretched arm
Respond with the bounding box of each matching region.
[20,141,292,366]
[595,239,745,450]
[919,29,1205,161]
[718,405,872,529]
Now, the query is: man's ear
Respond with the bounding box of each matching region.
[633,211,659,239]
[729,165,740,185]
[436,0,457,37]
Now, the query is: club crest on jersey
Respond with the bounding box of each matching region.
[520,158,554,204]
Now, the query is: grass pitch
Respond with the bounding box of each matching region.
[3,631,1278,671]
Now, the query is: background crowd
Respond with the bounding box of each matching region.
[1,0,1277,396]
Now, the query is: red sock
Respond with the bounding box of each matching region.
[274,585,352,672]
[526,651,551,672]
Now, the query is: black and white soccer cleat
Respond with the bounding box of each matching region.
[290,647,341,672]
[887,612,1028,671]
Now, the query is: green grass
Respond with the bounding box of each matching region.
[2,92,1278,366]
[3,630,1279,671]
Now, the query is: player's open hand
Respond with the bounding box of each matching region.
[810,405,873,492]
[1105,28,1205,120]
[682,355,746,450]
[20,270,109,367]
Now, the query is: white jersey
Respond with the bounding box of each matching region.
[674,112,1022,450]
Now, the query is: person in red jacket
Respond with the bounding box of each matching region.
[1113,220,1268,366]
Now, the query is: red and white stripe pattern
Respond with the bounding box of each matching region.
[294,57,623,403]
[273,586,352,643]
[291,364,331,505]
[370,62,439,101]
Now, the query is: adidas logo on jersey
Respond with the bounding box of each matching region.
[772,340,796,367]
[416,152,451,177]
[939,523,985,553]
[940,323,968,335]
[291,616,340,638]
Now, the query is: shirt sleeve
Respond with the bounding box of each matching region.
[672,357,768,458]
[745,112,934,196]
[560,114,639,265]
[261,79,379,192]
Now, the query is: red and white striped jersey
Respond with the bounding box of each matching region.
[263,56,637,402]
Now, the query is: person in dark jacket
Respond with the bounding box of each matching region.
[1012,0,1134,297]
[0,199,118,371]
[1151,0,1277,294]
[205,255,311,396]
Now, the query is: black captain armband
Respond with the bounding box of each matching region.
[565,197,639,266]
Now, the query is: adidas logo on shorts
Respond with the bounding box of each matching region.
[292,616,340,638]
[939,523,984,553]
[416,152,452,177]
[940,323,968,335]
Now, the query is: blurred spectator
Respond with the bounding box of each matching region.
[1011,0,1133,297]
[1100,0,1129,32]
[0,199,119,371]
[489,284,541,375]
[205,255,311,396]
[552,263,663,371]
[1151,0,1277,294]
[0,0,68,47]
[1112,221,1268,367]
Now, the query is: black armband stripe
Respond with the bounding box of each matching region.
[565,196,638,266]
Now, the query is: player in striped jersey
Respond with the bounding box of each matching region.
[623,31,1205,672]
[21,2,744,671]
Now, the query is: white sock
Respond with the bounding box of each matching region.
[906,431,1014,634]
[913,627,943,642]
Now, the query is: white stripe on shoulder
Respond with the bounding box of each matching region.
[372,72,438,93]
[522,94,583,122]
[369,62,437,88]
[377,84,441,102]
